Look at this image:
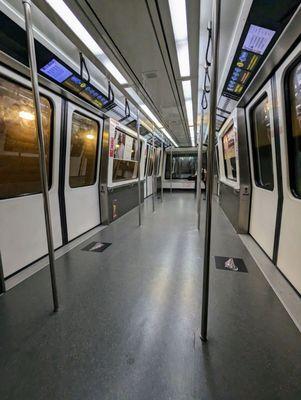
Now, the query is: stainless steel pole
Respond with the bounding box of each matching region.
[170,146,173,194]
[161,139,164,202]
[197,110,205,230]
[152,128,155,212]
[201,0,221,341]
[23,0,59,312]
[137,110,142,226]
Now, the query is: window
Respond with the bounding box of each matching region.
[144,145,149,177]
[222,124,237,182]
[251,96,274,190]
[165,153,197,179]
[147,147,154,176]
[0,78,52,198]
[154,148,161,175]
[69,112,99,187]
[112,128,139,182]
[286,61,301,198]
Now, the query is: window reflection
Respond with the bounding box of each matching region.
[0,78,52,198]
[251,96,274,190]
[288,62,301,198]
[69,112,99,188]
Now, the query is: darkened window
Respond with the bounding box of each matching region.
[165,153,197,179]
[144,145,149,177]
[286,62,301,198]
[222,124,237,182]
[251,96,274,190]
[147,147,154,176]
[0,78,52,198]
[69,112,99,188]
[154,148,161,175]
[112,128,139,182]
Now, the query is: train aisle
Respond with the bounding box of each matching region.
[0,192,300,400]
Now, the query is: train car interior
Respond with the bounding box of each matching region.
[0,0,301,399]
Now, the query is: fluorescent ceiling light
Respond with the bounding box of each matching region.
[189,127,195,146]
[182,80,192,101]
[125,87,144,106]
[168,0,190,77]
[141,104,163,129]
[161,128,178,147]
[45,0,127,84]
[182,80,193,126]
[185,99,193,126]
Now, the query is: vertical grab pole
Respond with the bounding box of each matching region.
[152,126,155,212]
[200,0,221,341]
[161,139,164,202]
[170,146,173,194]
[23,0,59,312]
[197,110,205,230]
[137,110,142,226]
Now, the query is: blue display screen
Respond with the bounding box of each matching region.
[40,59,72,83]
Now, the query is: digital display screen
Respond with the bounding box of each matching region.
[63,75,87,93]
[40,59,72,83]
[39,59,113,111]
[242,24,276,55]
[80,85,101,101]
[236,50,260,71]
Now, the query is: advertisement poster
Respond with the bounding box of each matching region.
[114,129,126,159]
[223,128,235,160]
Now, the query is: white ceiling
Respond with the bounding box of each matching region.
[4,0,249,146]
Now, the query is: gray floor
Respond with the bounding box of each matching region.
[0,192,300,400]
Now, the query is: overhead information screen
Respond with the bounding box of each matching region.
[39,58,113,111]
[242,25,276,55]
[220,0,300,102]
[40,59,73,83]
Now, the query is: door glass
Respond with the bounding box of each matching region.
[0,78,52,198]
[251,95,274,190]
[165,154,197,179]
[69,112,99,188]
[287,62,301,198]
[222,124,237,181]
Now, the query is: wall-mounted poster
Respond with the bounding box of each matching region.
[114,129,126,159]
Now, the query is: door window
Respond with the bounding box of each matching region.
[165,154,197,179]
[286,62,301,198]
[0,78,52,198]
[69,112,99,188]
[251,95,274,190]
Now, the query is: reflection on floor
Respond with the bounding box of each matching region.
[0,192,300,400]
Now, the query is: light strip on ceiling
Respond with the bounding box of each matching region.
[161,128,178,147]
[44,0,127,84]
[189,126,195,147]
[141,104,163,129]
[168,0,190,77]
[182,80,194,127]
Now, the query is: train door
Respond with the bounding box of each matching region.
[64,103,103,241]
[246,82,278,258]
[0,71,63,278]
[275,49,301,294]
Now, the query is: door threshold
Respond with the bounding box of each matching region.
[240,234,301,333]
[5,225,108,291]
